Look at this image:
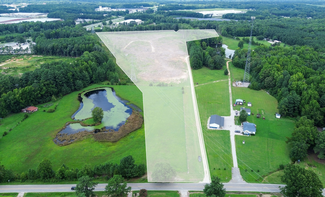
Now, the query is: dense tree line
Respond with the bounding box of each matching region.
[0,50,120,118]
[187,37,225,70]
[0,155,145,183]
[232,45,325,126]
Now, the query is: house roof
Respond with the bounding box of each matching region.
[236,99,243,102]
[247,102,252,104]
[26,106,38,111]
[240,107,251,113]
[209,115,224,127]
[243,122,256,132]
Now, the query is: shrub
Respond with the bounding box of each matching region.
[279,164,285,170]
[139,189,148,197]
[3,131,8,136]
[23,113,29,120]
[224,168,226,170]
[224,68,228,75]
[47,109,55,113]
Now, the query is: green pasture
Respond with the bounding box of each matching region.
[0,55,73,76]
[194,68,232,182]
[0,84,145,174]
[229,65,294,183]
[182,8,246,12]
[229,62,246,82]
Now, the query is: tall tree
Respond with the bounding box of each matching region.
[314,131,325,159]
[92,107,104,123]
[105,175,131,197]
[239,109,247,122]
[203,176,226,197]
[37,159,54,181]
[76,176,98,197]
[281,165,323,197]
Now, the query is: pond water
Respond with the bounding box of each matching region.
[222,44,235,59]
[59,88,133,136]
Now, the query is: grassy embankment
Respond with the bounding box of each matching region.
[222,36,285,51]
[192,66,233,182]
[0,194,18,197]
[0,55,73,76]
[0,84,145,179]
[24,192,106,197]
[133,191,180,197]
[229,62,294,183]
[189,193,275,197]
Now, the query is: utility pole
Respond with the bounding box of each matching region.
[243,16,255,83]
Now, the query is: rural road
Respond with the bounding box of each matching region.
[0,183,284,193]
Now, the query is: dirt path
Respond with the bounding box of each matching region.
[194,79,227,87]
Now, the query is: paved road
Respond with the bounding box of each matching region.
[0,183,284,193]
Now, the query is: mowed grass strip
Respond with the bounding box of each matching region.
[134,191,180,197]
[222,36,285,51]
[0,84,145,173]
[194,68,232,182]
[189,193,259,197]
[24,192,106,197]
[230,65,294,183]
[192,66,228,85]
[0,194,18,197]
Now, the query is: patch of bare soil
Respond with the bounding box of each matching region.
[54,111,143,146]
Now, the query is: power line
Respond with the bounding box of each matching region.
[243,16,255,83]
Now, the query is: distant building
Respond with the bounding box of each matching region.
[22,106,38,113]
[116,19,143,25]
[242,122,256,135]
[247,102,252,107]
[236,99,243,105]
[276,113,281,119]
[208,114,224,129]
[240,107,251,116]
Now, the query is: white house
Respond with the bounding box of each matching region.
[242,122,256,135]
[240,107,251,116]
[247,102,252,107]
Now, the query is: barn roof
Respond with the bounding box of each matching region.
[209,115,224,127]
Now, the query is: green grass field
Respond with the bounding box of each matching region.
[0,194,18,197]
[24,192,106,197]
[190,193,260,197]
[0,55,74,76]
[229,64,294,183]
[193,67,232,182]
[0,84,145,174]
[134,191,180,197]
[192,66,228,85]
[228,62,247,82]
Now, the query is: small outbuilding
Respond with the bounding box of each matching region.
[242,122,256,135]
[247,102,252,107]
[22,106,38,113]
[240,107,251,116]
[208,115,224,129]
[236,99,243,105]
[276,113,281,119]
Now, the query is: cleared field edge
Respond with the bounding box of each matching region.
[97,30,219,182]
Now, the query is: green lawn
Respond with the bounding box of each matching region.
[229,62,246,82]
[0,194,18,197]
[0,84,145,174]
[193,67,232,182]
[24,192,106,197]
[230,65,294,183]
[0,55,74,76]
[190,193,259,197]
[222,36,285,51]
[192,66,228,85]
[134,191,180,197]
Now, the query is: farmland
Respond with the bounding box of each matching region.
[0,84,145,173]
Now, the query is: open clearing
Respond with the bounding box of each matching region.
[0,84,145,173]
[193,67,232,182]
[0,55,73,76]
[134,191,180,197]
[229,63,294,183]
[98,30,218,182]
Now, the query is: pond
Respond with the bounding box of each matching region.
[222,44,235,59]
[58,88,133,137]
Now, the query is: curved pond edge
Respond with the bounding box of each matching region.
[54,86,143,146]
